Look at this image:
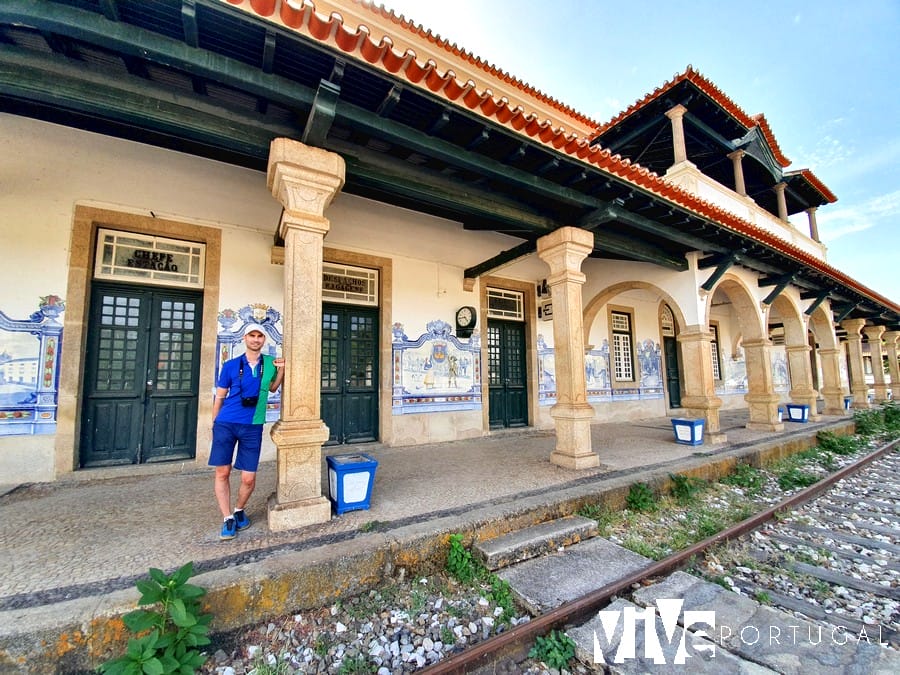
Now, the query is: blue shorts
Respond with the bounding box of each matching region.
[209,421,263,472]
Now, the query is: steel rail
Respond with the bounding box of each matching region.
[423,437,900,674]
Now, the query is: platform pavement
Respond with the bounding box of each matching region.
[0,410,852,671]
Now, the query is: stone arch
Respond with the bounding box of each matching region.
[706,274,779,429]
[583,280,688,346]
[809,303,847,414]
[769,294,818,418]
[704,275,765,342]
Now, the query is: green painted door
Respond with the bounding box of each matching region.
[321,304,378,445]
[487,320,528,429]
[80,283,202,467]
[663,335,682,408]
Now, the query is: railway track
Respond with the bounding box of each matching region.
[424,439,900,673]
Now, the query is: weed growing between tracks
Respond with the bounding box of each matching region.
[577,404,900,563]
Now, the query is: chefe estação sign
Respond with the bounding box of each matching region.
[126,249,179,272]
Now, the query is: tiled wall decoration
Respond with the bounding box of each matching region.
[392,319,482,414]
[538,334,664,405]
[216,304,283,422]
[0,295,64,435]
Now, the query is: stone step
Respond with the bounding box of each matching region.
[496,536,649,615]
[474,515,599,571]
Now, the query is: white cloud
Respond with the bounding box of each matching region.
[818,189,900,242]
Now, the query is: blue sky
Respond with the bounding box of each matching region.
[379,0,900,303]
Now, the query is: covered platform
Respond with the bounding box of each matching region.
[0,409,853,671]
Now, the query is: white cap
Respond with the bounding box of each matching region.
[243,323,266,337]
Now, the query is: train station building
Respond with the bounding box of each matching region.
[1,0,898,531]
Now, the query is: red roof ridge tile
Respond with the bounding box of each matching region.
[228,2,896,314]
[351,0,599,129]
[594,65,792,167]
[784,168,839,204]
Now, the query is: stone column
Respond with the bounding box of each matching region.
[676,325,726,443]
[266,138,345,531]
[536,227,599,469]
[665,104,689,165]
[773,183,789,222]
[742,338,784,431]
[727,149,747,196]
[805,206,820,242]
[786,343,819,420]
[841,319,869,409]
[817,347,848,415]
[864,325,888,402]
[883,331,900,401]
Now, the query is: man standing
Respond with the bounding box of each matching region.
[210,323,284,540]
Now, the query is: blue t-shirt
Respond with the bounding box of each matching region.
[215,354,275,424]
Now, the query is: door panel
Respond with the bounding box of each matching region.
[488,320,528,429]
[81,284,201,467]
[663,335,682,408]
[321,305,378,445]
[143,296,200,461]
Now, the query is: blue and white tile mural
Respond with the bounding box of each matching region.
[215,303,283,423]
[0,295,64,435]
[392,319,482,414]
[538,334,664,405]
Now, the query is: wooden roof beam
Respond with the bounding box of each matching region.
[302,79,339,147]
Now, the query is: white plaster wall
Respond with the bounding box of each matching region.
[0,114,281,317]
[0,115,284,481]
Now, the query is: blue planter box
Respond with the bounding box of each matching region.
[671,418,704,446]
[326,452,378,515]
[785,404,809,423]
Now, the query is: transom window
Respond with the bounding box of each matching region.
[487,288,524,321]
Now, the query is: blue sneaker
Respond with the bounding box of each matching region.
[219,517,237,540]
[233,509,250,531]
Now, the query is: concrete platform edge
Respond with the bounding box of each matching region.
[0,421,852,673]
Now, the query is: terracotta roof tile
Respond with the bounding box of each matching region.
[595,66,792,168]
[226,0,896,314]
[785,168,839,204]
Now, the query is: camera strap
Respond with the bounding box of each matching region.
[237,355,261,397]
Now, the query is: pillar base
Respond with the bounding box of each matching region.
[267,493,332,532]
[704,431,728,445]
[549,403,599,470]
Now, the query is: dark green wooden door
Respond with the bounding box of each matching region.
[321,304,378,445]
[663,335,682,408]
[487,320,527,429]
[80,283,202,467]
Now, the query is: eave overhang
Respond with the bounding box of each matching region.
[0,0,894,326]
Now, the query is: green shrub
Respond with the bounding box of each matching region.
[446,533,478,583]
[777,468,819,491]
[626,482,657,512]
[669,473,706,505]
[854,408,884,437]
[529,629,576,670]
[721,462,765,493]
[816,431,859,456]
[98,562,211,675]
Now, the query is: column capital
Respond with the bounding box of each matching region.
[863,325,886,341]
[665,103,688,120]
[727,149,746,161]
[267,138,345,217]
[882,330,900,344]
[840,318,867,335]
[537,227,594,283]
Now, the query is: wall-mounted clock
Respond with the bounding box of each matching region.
[455,305,477,338]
